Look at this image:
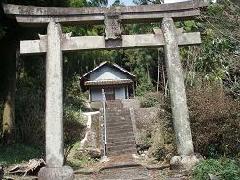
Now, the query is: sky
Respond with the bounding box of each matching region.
[108,0,191,6]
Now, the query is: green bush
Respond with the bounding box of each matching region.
[66,144,98,169]
[63,76,88,160]
[139,92,163,108]
[136,75,154,97]
[63,108,86,159]
[192,158,240,180]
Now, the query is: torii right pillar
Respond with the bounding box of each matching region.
[162,17,201,170]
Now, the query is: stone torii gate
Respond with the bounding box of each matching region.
[3,0,207,179]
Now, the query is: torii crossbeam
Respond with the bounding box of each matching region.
[3,1,208,179]
[3,0,207,25]
[20,31,201,54]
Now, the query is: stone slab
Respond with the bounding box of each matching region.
[38,166,74,180]
[20,32,201,54]
[170,154,203,171]
[3,1,207,16]
[3,1,208,26]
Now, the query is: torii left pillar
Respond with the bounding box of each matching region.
[38,21,74,180]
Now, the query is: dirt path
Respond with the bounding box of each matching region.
[74,154,191,180]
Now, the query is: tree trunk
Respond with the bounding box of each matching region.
[1,20,17,144]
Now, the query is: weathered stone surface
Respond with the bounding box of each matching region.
[3,1,207,16]
[104,8,122,40]
[170,154,203,171]
[38,166,74,180]
[20,32,201,54]
[3,1,207,26]
[208,173,220,180]
[45,21,64,167]
[162,17,194,156]
[41,22,74,178]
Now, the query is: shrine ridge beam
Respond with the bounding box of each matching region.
[2,0,208,26]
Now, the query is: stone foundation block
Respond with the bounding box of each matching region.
[38,166,74,180]
[170,154,203,171]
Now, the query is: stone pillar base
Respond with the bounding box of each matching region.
[170,154,203,171]
[38,166,74,180]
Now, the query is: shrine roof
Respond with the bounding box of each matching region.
[80,61,136,80]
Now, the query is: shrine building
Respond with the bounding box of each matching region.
[80,61,136,101]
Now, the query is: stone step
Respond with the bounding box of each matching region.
[107,143,136,150]
[98,165,149,180]
[107,138,135,145]
[103,100,137,157]
[106,110,129,114]
[107,131,134,139]
[106,121,133,128]
[106,101,123,109]
[106,108,130,113]
[107,143,136,152]
[106,109,130,113]
[106,114,130,118]
[106,117,132,123]
[75,164,150,179]
[106,116,129,121]
[107,127,134,135]
[108,125,133,132]
[106,101,122,104]
[107,125,133,130]
[107,136,135,144]
[107,139,136,146]
[107,147,137,156]
[107,136,135,142]
[106,116,130,120]
[107,135,135,140]
[106,108,122,112]
[107,121,132,126]
[106,115,130,120]
[106,119,131,124]
[107,136,135,143]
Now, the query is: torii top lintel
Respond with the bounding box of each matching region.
[3,0,207,26]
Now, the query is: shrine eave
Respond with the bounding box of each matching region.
[84,79,133,86]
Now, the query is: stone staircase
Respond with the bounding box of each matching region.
[105,100,137,156]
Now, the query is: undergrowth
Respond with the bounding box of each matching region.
[188,85,240,157]
[139,92,162,108]
[66,142,97,170]
[0,144,43,166]
[192,158,240,180]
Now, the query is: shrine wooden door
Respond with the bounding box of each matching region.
[105,87,115,100]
